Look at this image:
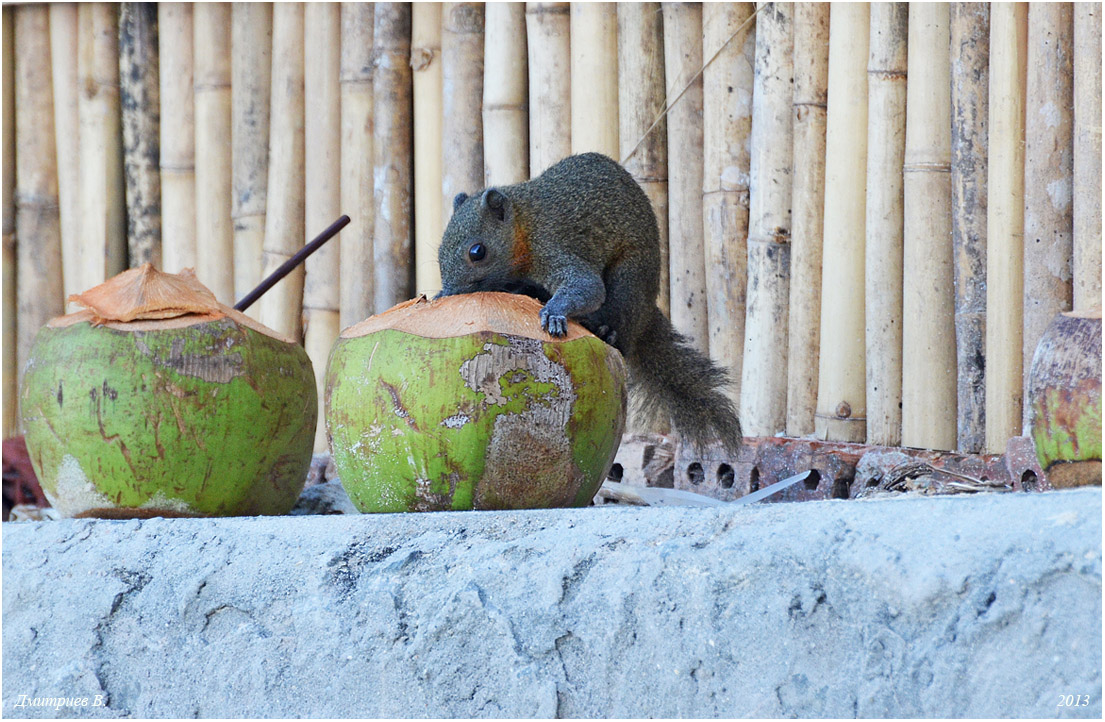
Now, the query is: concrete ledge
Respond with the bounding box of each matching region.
[2,489,1101,718]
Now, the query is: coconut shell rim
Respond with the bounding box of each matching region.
[46,303,298,344]
[341,292,595,342]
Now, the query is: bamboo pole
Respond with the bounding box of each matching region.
[77,3,125,289]
[702,2,755,412]
[984,2,1028,454]
[663,2,708,353]
[1073,3,1101,312]
[864,2,908,447]
[1023,3,1074,431]
[303,3,341,452]
[119,2,161,269]
[412,3,443,296]
[258,2,305,341]
[618,3,670,316]
[815,3,869,443]
[14,5,64,397]
[570,2,618,157]
[373,3,414,312]
[193,3,234,303]
[231,3,272,313]
[950,3,989,453]
[49,3,81,301]
[740,1,793,436]
[526,2,571,176]
[341,2,374,327]
[3,7,15,436]
[786,2,830,437]
[902,2,955,451]
[441,1,485,287]
[483,2,528,186]
[158,3,195,275]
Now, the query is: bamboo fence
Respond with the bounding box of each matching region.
[702,2,755,412]
[3,7,15,436]
[158,2,196,275]
[340,2,375,327]
[49,3,81,301]
[372,3,414,313]
[14,5,64,395]
[303,3,342,452]
[816,3,869,444]
[2,2,1100,461]
[483,2,528,186]
[741,1,793,437]
[412,3,443,295]
[257,2,305,340]
[193,2,234,303]
[526,2,571,176]
[231,3,272,313]
[864,2,907,448]
[663,2,707,354]
[902,3,956,452]
[570,2,618,157]
[1022,3,1074,430]
[441,2,485,259]
[786,2,829,438]
[950,3,990,453]
[984,2,1028,454]
[77,2,126,291]
[617,2,670,316]
[1073,3,1102,312]
[119,2,161,270]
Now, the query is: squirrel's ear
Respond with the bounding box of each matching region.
[481,189,507,222]
[453,193,469,212]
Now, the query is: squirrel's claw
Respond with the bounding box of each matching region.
[539,307,568,337]
[579,318,617,347]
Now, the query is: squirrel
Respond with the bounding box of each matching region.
[437,152,742,452]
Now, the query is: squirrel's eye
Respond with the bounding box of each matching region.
[468,243,487,263]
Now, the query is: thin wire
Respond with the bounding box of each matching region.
[620,5,764,168]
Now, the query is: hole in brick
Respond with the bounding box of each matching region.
[608,463,624,482]
[1021,469,1038,491]
[803,469,821,490]
[688,462,704,485]
[717,464,734,488]
[642,445,655,467]
[750,467,760,492]
[832,478,850,499]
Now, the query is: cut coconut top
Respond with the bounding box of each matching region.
[342,292,594,341]
[49,264,295,343]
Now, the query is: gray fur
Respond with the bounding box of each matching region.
[438,153,742,450]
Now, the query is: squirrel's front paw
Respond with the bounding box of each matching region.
[539,307,568,337]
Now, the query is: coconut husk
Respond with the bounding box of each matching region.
[66,264,218,323]
[343,292,592,342]
[55,264,293,342]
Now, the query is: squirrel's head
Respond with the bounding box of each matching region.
[437,188,526,297]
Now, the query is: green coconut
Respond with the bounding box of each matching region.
[1028,307,1102,488]
[19,264,318,517]
[325,292,627,512]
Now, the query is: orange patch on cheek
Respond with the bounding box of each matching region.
[511,225,532,274]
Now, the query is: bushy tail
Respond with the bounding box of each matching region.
[628,308,743,452]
